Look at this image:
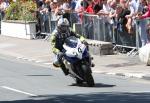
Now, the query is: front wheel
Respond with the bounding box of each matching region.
[76,78,83,85]
[85,73,95,87]
[82,65,95,87]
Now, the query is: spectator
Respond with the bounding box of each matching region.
[62,0,76,12]
[125,0,142,34]
[55,0,64,15]
[93,2,102,14]
[85,0,94,14]
[146,24,150,42]
[98,0,112,16]
[39,0,50,33]
[45,0,51,12]
[106,0,117,42]
[97,0,115,41]
[35,0,44,37]
[75,0,83,12]
[137,0,150,46]
[115,4,131,46]
[0,0,10,19]
[62,0,77,26]
[75,0,84,22]
[139,0,150,19]
[75,0,91,22]
[50,0,60,32]
[82,0,94,39]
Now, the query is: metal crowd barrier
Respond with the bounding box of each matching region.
[135,18,150,49]
[38,12,51,38]
[0,12,3,34]
[37,12,58,40]
[0,13,1,34]
[82,14,99,40]
[82,14,116,42]
[38,12,79,40]
[36,12,150,54]
[81,14,142,55]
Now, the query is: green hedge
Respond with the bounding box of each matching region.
[5,0,37,21]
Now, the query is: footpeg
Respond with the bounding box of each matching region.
[91,63,95,67]
[91,57,94,60]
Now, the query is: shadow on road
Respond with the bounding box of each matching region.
[1,92,150,103]
[26,75,53,76]
[94,83,115,88]
[69,83,116,88]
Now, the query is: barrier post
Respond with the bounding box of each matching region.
[135,19,140,49]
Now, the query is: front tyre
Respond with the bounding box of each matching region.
[82,65,95,87]
[85,73,95,87]
[76,78,83,85]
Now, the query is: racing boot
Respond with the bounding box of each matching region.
[53,59,61,67]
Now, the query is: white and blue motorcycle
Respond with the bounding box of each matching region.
[62,36,95,87]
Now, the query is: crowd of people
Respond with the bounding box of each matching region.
[35,0,150,47]
[0,0,150,47]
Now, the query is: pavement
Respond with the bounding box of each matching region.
[0,35,150,80]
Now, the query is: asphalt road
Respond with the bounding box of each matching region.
[1,55,150,103]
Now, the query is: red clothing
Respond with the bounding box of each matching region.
[141,5,150,19]
[85,4,94,14]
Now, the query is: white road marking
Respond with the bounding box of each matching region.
[0,43,16,49]
[35,60,44,63]
[128,91,150,93]
[44,62,53,65]
[27,59,36,62]
[31,54,50,58]
[124,73,145,78]
[1,86,37,96]
[16,56,52,66]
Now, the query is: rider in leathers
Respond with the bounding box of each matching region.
[50,17,86,75]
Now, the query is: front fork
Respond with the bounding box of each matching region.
[86,52,94,68]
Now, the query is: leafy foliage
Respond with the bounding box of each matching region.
[5,0,37,21]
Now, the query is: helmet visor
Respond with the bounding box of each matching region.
[58,25,69,33]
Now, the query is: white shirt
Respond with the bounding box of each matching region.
[75,0,82,12]
[129,0,141,15]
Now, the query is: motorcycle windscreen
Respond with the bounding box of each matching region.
[64,36,78,48]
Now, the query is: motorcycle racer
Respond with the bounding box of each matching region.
[50,17,86,75]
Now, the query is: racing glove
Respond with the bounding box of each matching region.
[57,52,64,60]
[82,40,88,46]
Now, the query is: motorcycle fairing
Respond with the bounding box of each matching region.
[63,36,88,63]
